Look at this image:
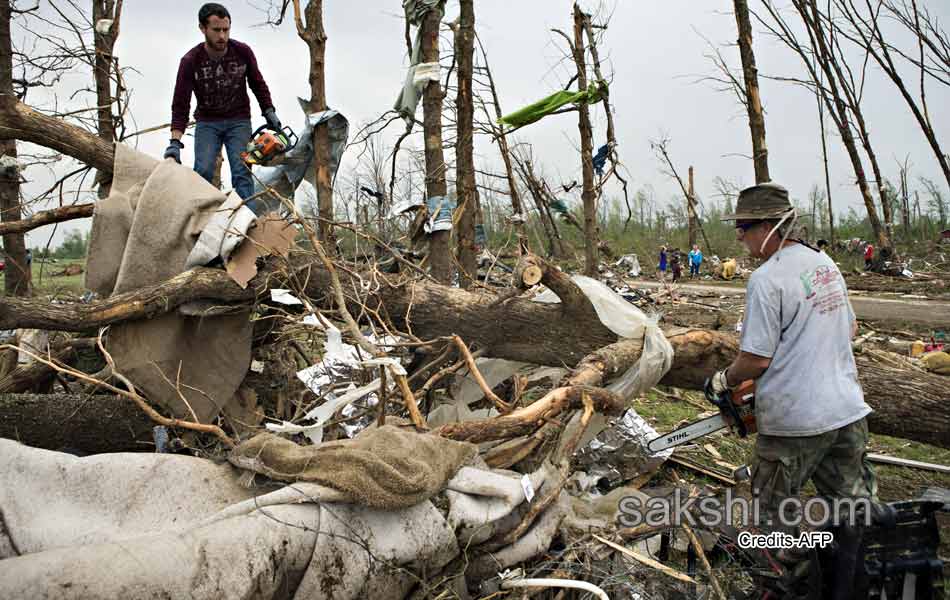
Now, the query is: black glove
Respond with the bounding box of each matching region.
[163,139,184,163]
[264,108,281,131]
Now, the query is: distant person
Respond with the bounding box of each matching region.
[25,249,32,268]
[864,242,874,270]
[817,239,828,253]
[165,3,281,199]
[688,244,703,277]
[670,250,682,282]
[657,245,668,280]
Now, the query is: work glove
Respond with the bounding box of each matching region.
[264,108,281,131]
[710,369,730,394]
[163,139,184,164]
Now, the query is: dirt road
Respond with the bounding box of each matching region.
[627,280,950,328]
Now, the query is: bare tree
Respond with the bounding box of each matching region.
[815,74,835,245]
[290,0,334,244]
[755,0,892,252]
[453,0,477,288]
[474,35,526,245]
[920,176,947,228]
[832,0,950,195]
[651,137,715,254]
[1,0,27,296]
[91,0,122,197]
[570,3,598,276]
[733,0,771,183]
[417,4,452,283]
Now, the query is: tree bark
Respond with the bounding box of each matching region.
[0,393,154,453]
[0,0,28,297]
[420,7,452,284]
[0,96,114,174]
[92,0,121,197]
[0,203,94,237]
[733,0,771,184]
[454,0,478,288]
[572,4,599,277]
[295,0,334,245]
[687,165,698,248]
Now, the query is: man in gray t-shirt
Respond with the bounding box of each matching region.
[710,183,876,590]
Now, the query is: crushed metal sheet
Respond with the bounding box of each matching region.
[266,378,384,444]
[573,409,673,487]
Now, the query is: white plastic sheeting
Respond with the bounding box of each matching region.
[533,275,673,401]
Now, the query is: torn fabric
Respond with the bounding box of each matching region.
[229,427,477,510]
[425,194,456,233]
[498,80,608,129]
[85,144,251,423]
[394,0,447,122]
[253,102,350,214]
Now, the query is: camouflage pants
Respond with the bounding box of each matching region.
[751,417,877,535]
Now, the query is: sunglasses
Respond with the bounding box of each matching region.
[736,221,761,232]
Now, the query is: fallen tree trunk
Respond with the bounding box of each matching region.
[0,393,153,453]
[1,254,946,449]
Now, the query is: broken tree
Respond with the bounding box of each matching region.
[1,248,948,452]
[572,3,600,277]
[0,0,27,297]
[292,0,335,244]
[454,0,478,288]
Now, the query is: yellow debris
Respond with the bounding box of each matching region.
[721,259,737,280]
[921,351,950,376]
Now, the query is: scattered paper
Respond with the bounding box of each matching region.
[249,360,265,374]
[270,289,302,305]
[521,474,535,503]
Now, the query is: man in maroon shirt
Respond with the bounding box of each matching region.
[164,3,280,199]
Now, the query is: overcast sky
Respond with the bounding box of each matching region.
[17,0,950,248]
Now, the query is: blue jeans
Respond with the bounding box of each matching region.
[690,263,700,276]
[194,119,254,199]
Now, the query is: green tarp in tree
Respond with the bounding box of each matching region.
[498,81,608,129]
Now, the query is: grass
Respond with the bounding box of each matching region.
[10,258,89,297]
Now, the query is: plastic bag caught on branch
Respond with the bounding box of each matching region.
[534,275,673,400]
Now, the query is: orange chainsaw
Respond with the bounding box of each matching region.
[240,124,298,166]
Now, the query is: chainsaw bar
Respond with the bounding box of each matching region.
[647,413,728,454]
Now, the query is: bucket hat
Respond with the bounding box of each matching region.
[721,182,793,221]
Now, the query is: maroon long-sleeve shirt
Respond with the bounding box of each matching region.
[170,39,274,133]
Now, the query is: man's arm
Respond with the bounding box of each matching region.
[724,351,771,386]
[242,45,274,115]
[170,54,194,140]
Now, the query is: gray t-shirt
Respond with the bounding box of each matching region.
[740,243,870,436]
